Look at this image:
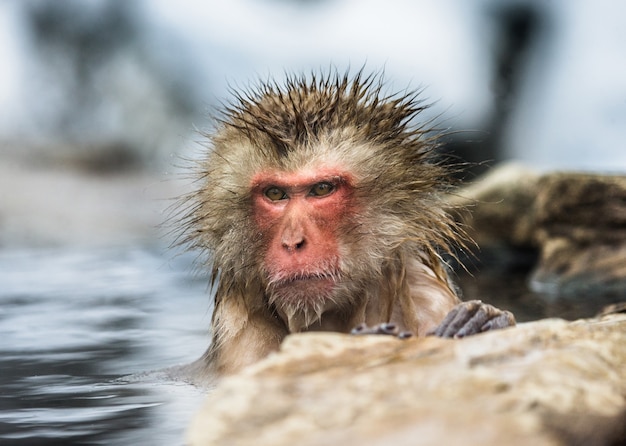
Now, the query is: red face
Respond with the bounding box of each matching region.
[251,167,354,304]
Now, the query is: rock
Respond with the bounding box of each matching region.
[450,163,626,295]
[448,163,541,248]
[530,173,626,295]
[188,314,626,446]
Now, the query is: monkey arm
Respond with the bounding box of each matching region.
[401,259,516,337]
[208,293,289,375]
[352,260,515,340]
[352,258,461,338]
[400,258,462,336]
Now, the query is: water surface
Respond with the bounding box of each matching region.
[0,246,210,445]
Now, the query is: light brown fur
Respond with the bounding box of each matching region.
[178,70,468,380]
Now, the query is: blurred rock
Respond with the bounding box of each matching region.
[450,163,626,295]
[188,313,626,446]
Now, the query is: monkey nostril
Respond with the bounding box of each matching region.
[282,238,305,252]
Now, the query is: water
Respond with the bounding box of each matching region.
[1,244,620,445]
[0,246,211,445]
[454,247,625,323]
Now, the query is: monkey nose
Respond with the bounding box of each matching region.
[281,235,306,252]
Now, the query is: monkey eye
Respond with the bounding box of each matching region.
[309,182,335,197]
[264,186,288,201]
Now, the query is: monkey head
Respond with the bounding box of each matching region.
[181,71,460,333]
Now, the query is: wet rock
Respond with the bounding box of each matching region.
[188,313,626,446]
[450,163,626,295]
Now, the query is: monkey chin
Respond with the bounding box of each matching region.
[267,276,340,333]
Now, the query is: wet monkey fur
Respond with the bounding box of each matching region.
[178,70,515,379]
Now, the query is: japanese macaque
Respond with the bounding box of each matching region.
[179,70,515,379]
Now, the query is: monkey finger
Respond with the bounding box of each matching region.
[480,311,516,332]
[351,323,369,334]
[377,323,399,335]
[454,304,502,338]
[454,307,493,337]
[456,303,509,337]
[351,322,408,338]
[431,300,483,338]
[427,305,466,336]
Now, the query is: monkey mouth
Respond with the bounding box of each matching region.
[272,272,337,285]
[266,271,344,324]
[268,271,340,292]
[292,273,335,284]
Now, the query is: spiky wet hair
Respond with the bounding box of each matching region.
[180,69,463,293]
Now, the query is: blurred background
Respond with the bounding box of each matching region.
[1,0,625,247]
[0,1,625,444]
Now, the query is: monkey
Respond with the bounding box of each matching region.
[177,70,515,380]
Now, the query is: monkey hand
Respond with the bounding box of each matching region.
[351,322,413,339]
[428,300,516,338]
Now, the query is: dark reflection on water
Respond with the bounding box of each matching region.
[1,245,620,445]
[0,247,210,445]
